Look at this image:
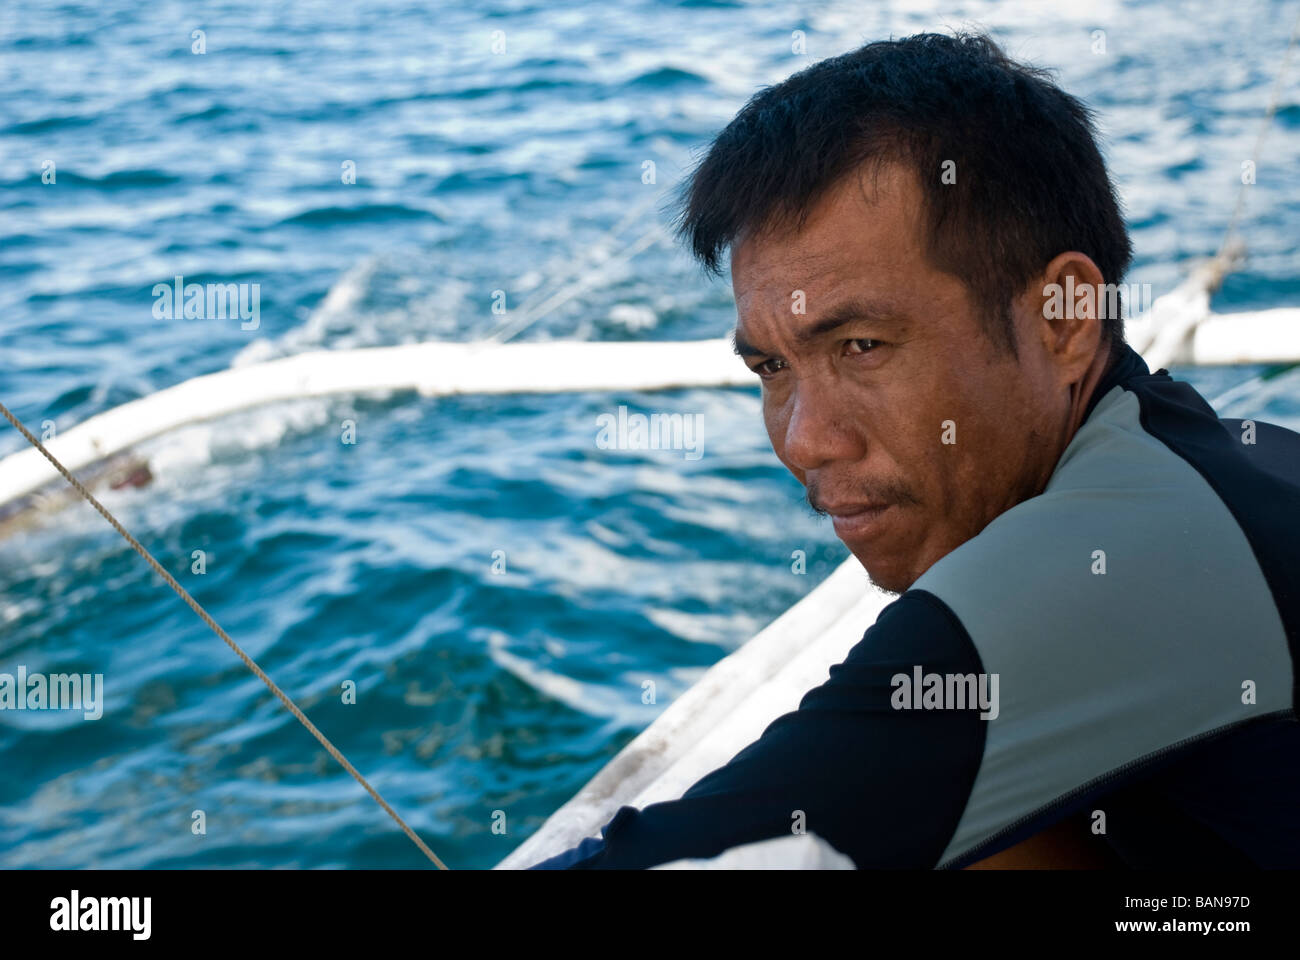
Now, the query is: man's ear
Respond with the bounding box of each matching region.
[1030,251,1107,386]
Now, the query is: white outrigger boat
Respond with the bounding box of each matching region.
[3,249,1298,868]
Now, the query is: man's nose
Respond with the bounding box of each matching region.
[781,379,865,473]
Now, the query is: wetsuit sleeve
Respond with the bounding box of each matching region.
[528,590,987,869]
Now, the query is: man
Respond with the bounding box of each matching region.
[531,32,1300,869]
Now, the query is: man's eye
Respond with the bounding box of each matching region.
[844,338,881,355]
[754,358,787,377]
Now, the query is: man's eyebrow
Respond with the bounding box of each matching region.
[794,299,906,344]
[733,298,907,358]
[732,327,764,358]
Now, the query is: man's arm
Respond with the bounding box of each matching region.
[530,591,988,869]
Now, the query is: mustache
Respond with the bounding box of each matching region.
[804,477,921,516]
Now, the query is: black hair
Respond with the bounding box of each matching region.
[674,31,1133,352]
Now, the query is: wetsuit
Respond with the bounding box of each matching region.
[530,344,1300,869]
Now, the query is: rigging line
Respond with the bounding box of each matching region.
[1199,10,1300,407]
[480,184,679,346]
[0,399,449,870]
[479,224,666,347]
[484,213,666,345]
[1209,361,1300,410]
[1216,6,1300,264]
[507,167,688,322]
[511,188,665,319]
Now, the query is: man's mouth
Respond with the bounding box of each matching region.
[821,501,897,541]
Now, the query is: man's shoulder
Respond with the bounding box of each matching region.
[902,374,1299,867]
[913,378,1295,663]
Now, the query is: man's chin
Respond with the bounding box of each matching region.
[852,553,912,596]
[866,575,908,597]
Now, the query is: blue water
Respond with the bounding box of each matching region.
[1,0,1298,868]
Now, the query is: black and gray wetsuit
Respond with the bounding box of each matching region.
[531,344,1300,869]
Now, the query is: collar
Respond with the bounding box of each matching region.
[1081,341,1157,424]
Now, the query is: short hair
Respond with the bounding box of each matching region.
[674,31,1133,352]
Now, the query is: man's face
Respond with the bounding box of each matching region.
[731,162,1067,593]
